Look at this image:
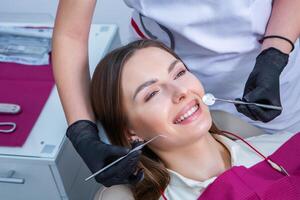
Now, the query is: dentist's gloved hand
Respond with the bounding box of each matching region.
[235,47,289,122]
[66,120,143,187]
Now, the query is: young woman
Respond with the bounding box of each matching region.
[91,39,300,200]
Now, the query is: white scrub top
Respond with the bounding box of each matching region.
[124,0,300,134]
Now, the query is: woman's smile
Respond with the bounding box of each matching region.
[173,99,202,125]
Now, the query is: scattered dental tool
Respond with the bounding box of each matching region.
[85,134,167,182]
[202,93,282,111]
[0,122,16,133]
[0,103,21,114]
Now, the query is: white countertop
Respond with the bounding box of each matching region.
[0,22,118,159]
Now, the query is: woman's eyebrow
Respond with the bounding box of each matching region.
[133,59,180,100]
[168,59,180,74]
[133,79,158,100]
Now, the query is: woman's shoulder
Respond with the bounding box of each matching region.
[94,185,134,200]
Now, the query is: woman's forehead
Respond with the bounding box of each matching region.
[121,47,176,97]
[123,47,176,75]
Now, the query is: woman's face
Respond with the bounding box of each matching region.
[121,47,212,151]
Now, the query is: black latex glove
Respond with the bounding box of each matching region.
[235,47,289,122]
[66,120,143,187]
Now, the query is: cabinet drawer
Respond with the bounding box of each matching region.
[0,160,61,200]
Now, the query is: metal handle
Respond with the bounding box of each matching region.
[215,98,282,111]
[252,103,282,110]
[0,170,25,184]
[0,103,21,114]
[85,134,166,181]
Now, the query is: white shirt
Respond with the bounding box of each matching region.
[161,131,296,200]
[124,0,300,134]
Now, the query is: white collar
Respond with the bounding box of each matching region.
[167,134,262,189]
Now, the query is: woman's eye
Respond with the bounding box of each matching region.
[145,91,159,102]
[174,69,186,79]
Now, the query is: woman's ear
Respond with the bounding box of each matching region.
[126,129,143,142]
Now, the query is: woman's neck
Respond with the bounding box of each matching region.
[158,133,231,181]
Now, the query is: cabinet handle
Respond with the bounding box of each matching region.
[0,170,25,184]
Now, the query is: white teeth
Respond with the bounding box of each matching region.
[175,104,199,124]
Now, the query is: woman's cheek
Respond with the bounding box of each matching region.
[182,75,205,95]
[191,75,205,94]
[134,106,168,133]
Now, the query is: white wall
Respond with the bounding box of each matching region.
[94,1,133,43]
[0,0,133,44]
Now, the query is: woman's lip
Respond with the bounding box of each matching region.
[176,105,202,125]
[173,99,201,123]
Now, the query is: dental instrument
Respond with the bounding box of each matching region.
[0,122,16,133]
[202,93,282,110]
[85,134,166,182]
[0,103,21,114]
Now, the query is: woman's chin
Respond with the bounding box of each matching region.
[175,115,212,133]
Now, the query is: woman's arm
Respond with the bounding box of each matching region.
[262,0,300,53]
[52,0,97,124]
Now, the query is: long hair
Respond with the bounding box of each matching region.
[91,39,220,200]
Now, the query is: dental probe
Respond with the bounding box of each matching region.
[202,93,282,111]
[85,134,166,182]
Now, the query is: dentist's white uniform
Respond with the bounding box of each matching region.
[124,0,300,134]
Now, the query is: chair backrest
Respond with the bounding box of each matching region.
[94,110,266,200]
[211,110,266,138]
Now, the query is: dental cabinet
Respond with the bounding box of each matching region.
[0,22,120,200]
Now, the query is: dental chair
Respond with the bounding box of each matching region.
[93,110,266,200]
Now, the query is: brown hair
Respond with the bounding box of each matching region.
[91,39,220,200]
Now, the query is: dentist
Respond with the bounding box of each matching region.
[52,0,300,187]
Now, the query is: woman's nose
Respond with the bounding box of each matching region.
[171,84,188,104]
